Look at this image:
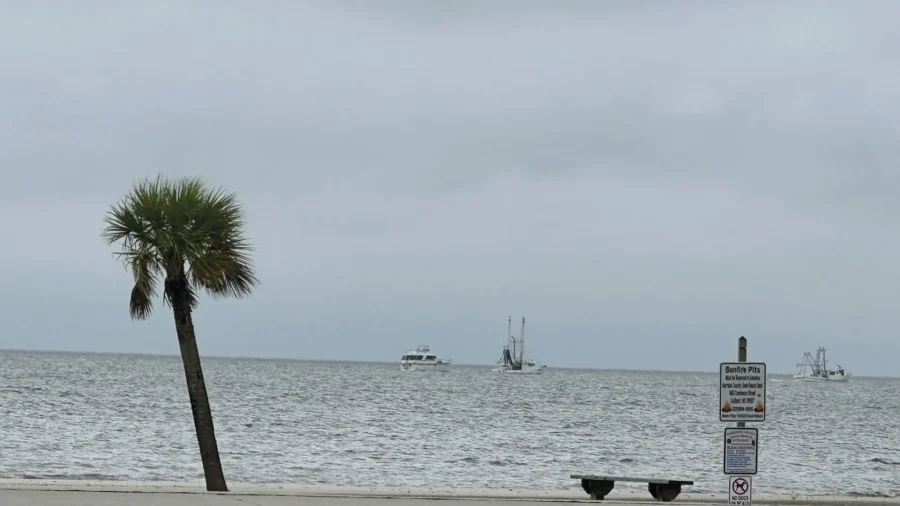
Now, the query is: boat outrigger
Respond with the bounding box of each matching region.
[794,347,850,382]
[492,316,545,374]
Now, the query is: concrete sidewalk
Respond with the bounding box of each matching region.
[3,489,900,506]
[0,489,699,505]
[1,480,897,506]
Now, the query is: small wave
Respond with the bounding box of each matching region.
[488,459,525,467]
[448,457,478,464]
[619,458,635,463]
[21,473,124,481]
[847,490,896,498]
[1,386,45,393]
[871,457,900,465]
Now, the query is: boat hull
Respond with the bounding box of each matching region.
[401,362,451,372]
[793,374,850,382]
[492,365,546,374]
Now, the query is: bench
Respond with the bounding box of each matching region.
[571,475,694,502]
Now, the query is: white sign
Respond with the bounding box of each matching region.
[729,476,752,505]
[724,428,758,474]
[720,362,766,422]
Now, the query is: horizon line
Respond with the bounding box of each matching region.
[1,347,895,379]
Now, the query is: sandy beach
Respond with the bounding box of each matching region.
[1,479,898,506]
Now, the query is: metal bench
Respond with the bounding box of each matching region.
[571,474,694,502]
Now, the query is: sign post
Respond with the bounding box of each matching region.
[720,337,765,505]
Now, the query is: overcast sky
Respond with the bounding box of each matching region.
[2,1,899,376]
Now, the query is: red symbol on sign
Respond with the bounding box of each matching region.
[732,478,749,495]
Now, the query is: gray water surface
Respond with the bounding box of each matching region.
[1,351,898,497]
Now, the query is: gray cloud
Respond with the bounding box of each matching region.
[1,1,899,375]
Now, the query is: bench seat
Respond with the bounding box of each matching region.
[571,474,694,501]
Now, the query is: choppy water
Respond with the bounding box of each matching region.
[1,351,898,498]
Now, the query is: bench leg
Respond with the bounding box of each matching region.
[655,484,681,502]
[581,479,591,495]
[581,479,615,500]
[648,483,659,499]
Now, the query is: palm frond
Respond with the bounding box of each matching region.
[178,181,260,299]
[102,199,145,248]
[189,241,258,299]
[124,248,159,320]
[103,176,171,251]
[130,283,154,320]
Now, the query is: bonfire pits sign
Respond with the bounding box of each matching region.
[719,362,766,422]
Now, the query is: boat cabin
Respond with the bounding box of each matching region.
[400,345,449,363]
[401,353,438,361]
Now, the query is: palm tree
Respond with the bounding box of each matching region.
[102,176,258,492]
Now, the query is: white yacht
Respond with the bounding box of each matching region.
[492,316,546,374]
[400,345,451,372]
[794,347,850,382]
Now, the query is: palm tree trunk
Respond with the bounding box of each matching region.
[171,286,228,492]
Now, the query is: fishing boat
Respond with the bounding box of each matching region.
[794,347,850,382]
[492,316,545,374]
[400,345,451,372]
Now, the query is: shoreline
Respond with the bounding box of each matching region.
[0,479,897,504]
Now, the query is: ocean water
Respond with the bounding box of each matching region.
[1,350,898,498]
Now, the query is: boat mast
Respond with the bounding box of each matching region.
[519,317,526,365]
[507,316,513,361]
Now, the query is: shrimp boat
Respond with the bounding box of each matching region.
[794,347,850,382]
[492,316,545,374]
[400,345,451,372]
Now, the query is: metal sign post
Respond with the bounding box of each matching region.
[720,337,765,505]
